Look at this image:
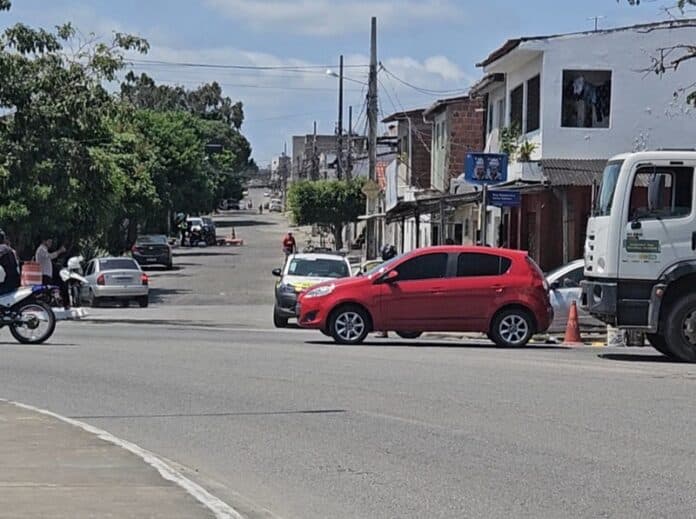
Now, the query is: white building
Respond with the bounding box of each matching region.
[475,19,696,165]
[471,19,696,270]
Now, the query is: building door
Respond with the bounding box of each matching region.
[526,211,537,260]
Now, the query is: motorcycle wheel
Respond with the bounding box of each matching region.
[9,301,56,344]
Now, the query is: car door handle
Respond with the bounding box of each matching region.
[492,284,504,294]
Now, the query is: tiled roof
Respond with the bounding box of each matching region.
[541,159,607,186]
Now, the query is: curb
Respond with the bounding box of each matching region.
[2,399,244,519]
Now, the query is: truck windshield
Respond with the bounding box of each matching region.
[594,160,624,216]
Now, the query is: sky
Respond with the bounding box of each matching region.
[0,0,680,166]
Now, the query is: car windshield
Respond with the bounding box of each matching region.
[287,258,350,278]
[136,235,167,245]
[99,258,139,271]
[545,262,581,281]
[188,218,203,226]
[594,160,624,216]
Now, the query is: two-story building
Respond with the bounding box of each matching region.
[384,96,485,251]
[472,19,696,270]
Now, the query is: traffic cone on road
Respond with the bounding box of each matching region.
[563,301,583,346]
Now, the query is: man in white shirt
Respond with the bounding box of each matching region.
[35,237,65,286]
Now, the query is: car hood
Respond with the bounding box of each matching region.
[302,274,371,293]
[281,275,342,293]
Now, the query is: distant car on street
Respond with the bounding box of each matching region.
[272,253,352,327]
[81,257,149,308]
[546,259,605,333]
[269,200,282,212]
[132,235,173,269]
[297,246,553,347]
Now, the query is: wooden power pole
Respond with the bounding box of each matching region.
[366,16,378,259]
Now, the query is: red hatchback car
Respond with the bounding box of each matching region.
[296,246,553,347]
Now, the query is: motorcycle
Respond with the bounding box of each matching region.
[59,256,87,307]
[0,285,57,344]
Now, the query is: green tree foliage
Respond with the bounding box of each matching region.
[0,19,148,255]
[287,180,366,250]
[0,2,256,256]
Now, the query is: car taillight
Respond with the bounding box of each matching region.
[132,245,139,253]
[141,273,149,286]
[97,274,105,285]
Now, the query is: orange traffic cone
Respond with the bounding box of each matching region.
[563,301,583,346]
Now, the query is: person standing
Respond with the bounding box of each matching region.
[0,230,20,295]
[35,237,65,286]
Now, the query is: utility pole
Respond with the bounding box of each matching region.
[281,142,288,211]
[336,54,344,180]
[366,16,378,259]
[346,105,353,180]
[312,120,319,181]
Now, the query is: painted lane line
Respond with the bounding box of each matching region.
[3,399,244,519]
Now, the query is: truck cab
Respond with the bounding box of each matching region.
[582,150,696,361]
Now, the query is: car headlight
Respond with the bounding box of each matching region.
[304,284,335,298]
[280,283,296,293]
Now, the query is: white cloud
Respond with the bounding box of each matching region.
[204,0,462,36]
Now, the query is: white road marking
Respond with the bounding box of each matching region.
[3,399,245,519]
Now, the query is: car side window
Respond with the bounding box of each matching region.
[560,267,583,288]
[457,253,511,277]
[395,253,448,281]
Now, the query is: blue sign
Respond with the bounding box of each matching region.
[465,153,508,185]
[488,190,521,207]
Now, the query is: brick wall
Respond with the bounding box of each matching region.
[410,121,432,189]
[446,98,484,185]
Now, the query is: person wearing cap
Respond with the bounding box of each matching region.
[282,231,297,257]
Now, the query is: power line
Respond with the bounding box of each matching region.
[129,58,368,71]
[380,63,471,97]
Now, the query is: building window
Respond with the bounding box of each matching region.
[562,70,611,128]
[526,75,540,133]
[510,84,523,131]
[497,98,505,129]
[488,103,494,133]
[454,223,463,244]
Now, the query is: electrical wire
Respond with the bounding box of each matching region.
[128,58,369,71]
[380,63,471,97]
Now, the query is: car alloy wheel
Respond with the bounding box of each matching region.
[331,306,369,345]
[498,314,529,346]
[490,308,534,348]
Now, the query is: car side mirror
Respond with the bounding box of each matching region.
[379,270,399,284]
[272,268,282,277]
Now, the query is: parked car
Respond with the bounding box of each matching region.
[81,257,149,308]
[269,200,283,212]
[546,259,604,333]
[296,246,553,347]
[272,253,352,328]
[132,234,173,269]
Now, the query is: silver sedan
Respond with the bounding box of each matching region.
[546,259,604,333]
[81,257,149,308]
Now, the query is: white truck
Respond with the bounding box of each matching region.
[582,150,696,361]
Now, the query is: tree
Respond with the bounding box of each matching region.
[287,180,365,250]
[0,16,148,256]
[620,0,696,104]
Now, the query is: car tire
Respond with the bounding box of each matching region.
[646,333,676,358]
[661,295,696,362]
[396,331,422,339]
[490,308,534,348]
[273,306,288,328]
[137,296,149,308]
[90,291,101,308]
[329,305,370,345]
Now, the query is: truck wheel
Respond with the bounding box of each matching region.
[646,333,676,359]
[663,294,696,362]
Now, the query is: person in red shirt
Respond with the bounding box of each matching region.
[282,232,297,256]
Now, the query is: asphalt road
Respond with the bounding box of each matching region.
[1,197,696,518]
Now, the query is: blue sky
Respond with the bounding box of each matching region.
[0,0,673,165]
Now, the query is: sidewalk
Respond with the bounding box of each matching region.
[0,401,225,518]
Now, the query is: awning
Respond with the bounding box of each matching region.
[541,159,607,186]
[358,213,386,221]
[385,191,482,224]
